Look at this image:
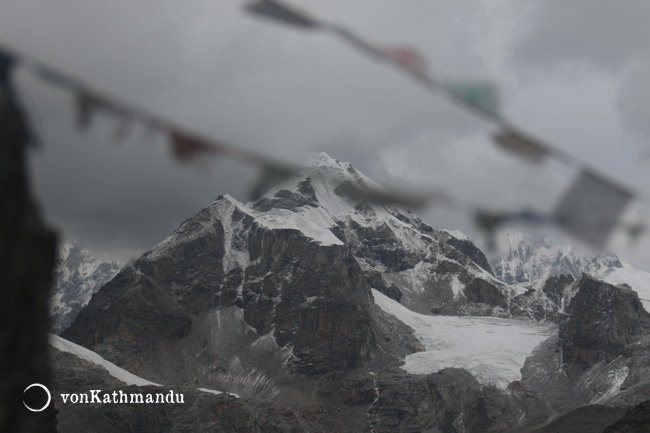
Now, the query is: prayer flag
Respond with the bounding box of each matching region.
[379,46,429,81]
[554,170,632,248]
[445,81,499,116]
[246,0,319,29]
[493,129,548,163]
[169,130,225,161]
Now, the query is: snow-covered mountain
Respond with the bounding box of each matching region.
[57,153,650,433]
[493,230,650,313]
[250,153,513,317]
[50,243,122,334]
[493,230,622,288]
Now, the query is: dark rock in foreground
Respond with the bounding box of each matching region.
[521,274,650,413]
[561,275,650,375]
[603,400,650,433]
[520,405,626,433]
[51,346,334,433]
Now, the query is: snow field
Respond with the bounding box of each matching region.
[372,290,556,389]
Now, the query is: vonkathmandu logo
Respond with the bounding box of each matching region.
[61,390,185,404]
[23,383,185,411]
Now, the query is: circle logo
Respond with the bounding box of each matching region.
[23,383,51,412]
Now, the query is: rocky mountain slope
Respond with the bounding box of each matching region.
[491,231,650,415]
[49,334,323,433]
[56,153,650,432]
[492,231,650,322]
[50,243,122,334]
[521,275,650,413]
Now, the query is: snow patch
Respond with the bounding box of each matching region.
[251,331,280,350]
[449,275,465,297]
[50,334,160,387]
[250,206,343,246]
[591,365,629,404]
[443,229,469,241]
[396,262,432,294]
[220,199,251,273]
[197,388,222,395]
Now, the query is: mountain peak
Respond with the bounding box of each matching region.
[305,151,340,166]
[135,154,505,321]
[493,229,623,289]
[250,154,389,217]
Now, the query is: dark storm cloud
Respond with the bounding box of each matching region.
[510,0,650,141]
[2,0,650,269]
[3,0,497,261]
[617,60,650,140]
[501,0,650,266]
[21,71,258,258]
[513,0,650,69]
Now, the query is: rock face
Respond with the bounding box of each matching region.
[603,400,650,433]
[509,273,575,322]
[560,275,650,375]
[520,275,650,412]
[50,243,122,334]
[525,405,627,433]
[363,369,551,433]
[64,198,375,377]
[491,230,650,325]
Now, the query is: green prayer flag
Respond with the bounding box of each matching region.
[444,81,499,116]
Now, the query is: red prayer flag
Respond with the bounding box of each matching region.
[379,46,429,80]
[169,130,226,161]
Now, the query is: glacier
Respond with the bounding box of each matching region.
[372,289,556,389]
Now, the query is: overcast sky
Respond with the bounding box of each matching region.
[2,0,650,270]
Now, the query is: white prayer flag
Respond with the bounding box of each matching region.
[554,170,632,248]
